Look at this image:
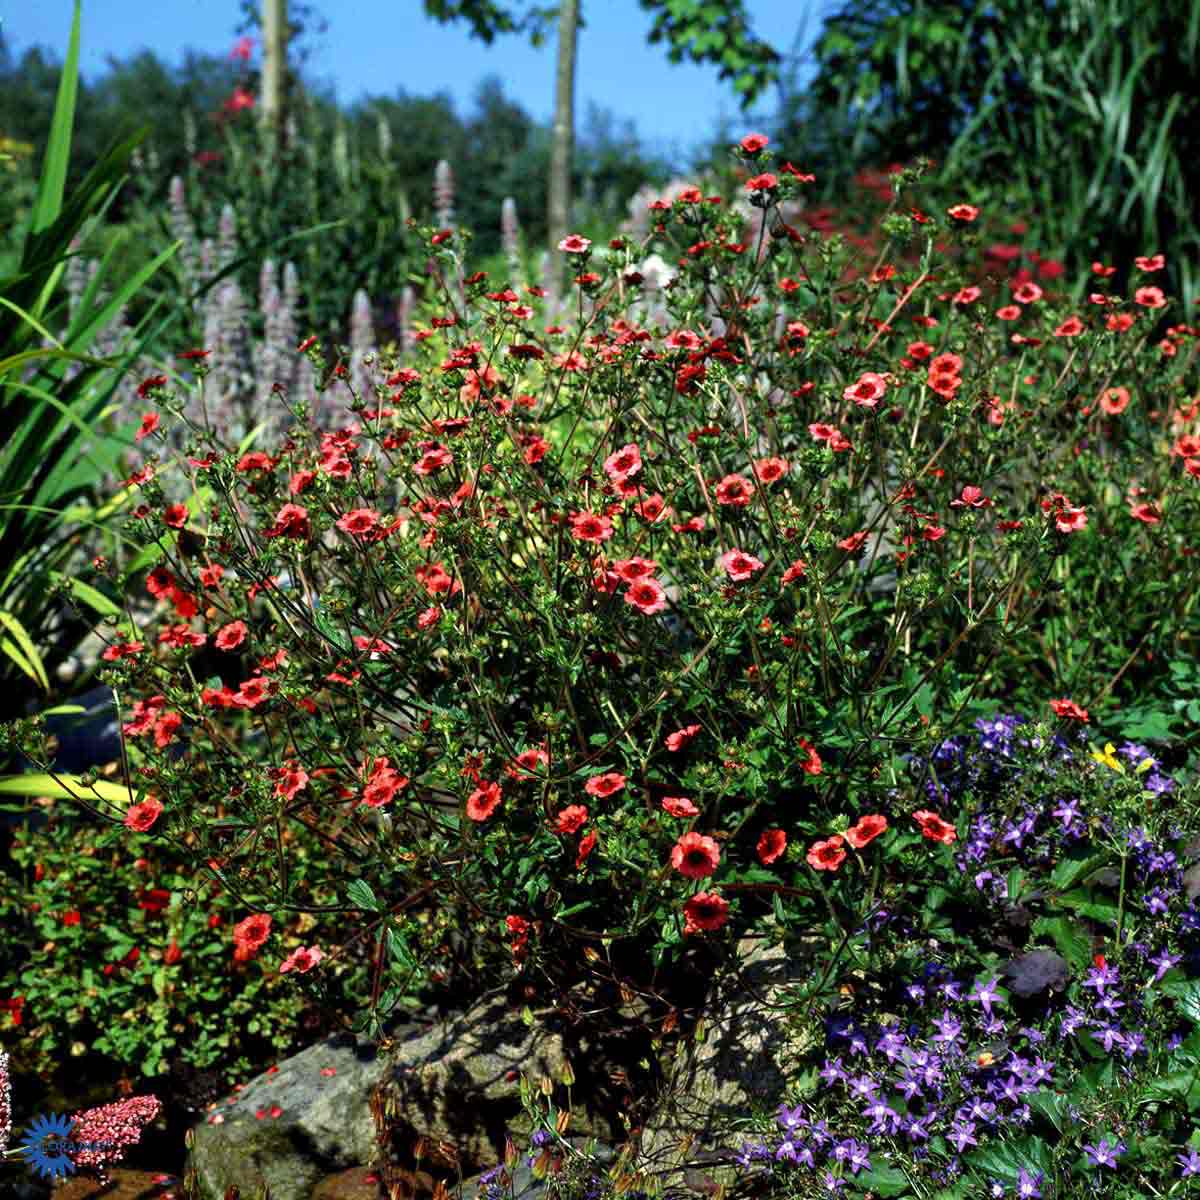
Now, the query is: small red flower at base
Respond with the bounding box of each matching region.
[670,832,721,879]
[683,891,729,934]
[912,810,957,844]
[845,814,888,849]
[757,828,787,865]
[807,836,847,871]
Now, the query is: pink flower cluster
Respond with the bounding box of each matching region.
[0,1048,10,1153]
[68,1094,161,1171]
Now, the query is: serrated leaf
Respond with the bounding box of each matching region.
[346,879,379,911]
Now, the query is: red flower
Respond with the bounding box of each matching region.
[753,457,789,485]
[136,375,168,400]
[756,829,787,865]
[950,485,991,509]
[798,738,823,776]
[232,913,272,962]
[215,620,248,651]
[124,798,163,833]
[1098,387,1130,415]
[1134,286,1166,309]
[946,203,979,223]
[603,443,642,483]
[661,796,699,818]
[739,132,769,154]
[781,559,807,586]
[1049,698,1089,722]
[845,814,888,849]
[838,531,869,553]
[558,234,592,254]
[279,945,325,975]
[554,805,588,834]
[273,764,309,801]
[135,412,161,442]
[912,810,957,844]
[569,511,614,543]
[807,836,846,871]
[720,548,765,581]
[665,724,701,752]
[466,781,503,822]
[163,941,183,965]
[575,830,598,868]
[263,503,310,539]
[625,578,667,615]
[61,910,81,927]
[683,891,729,934]
[585,772,626,798]
[670,832,721,879]
[843,372,888,409]
[336,508,382,537]
[746,173,778,192]
[715,474,755,506]
[223,86,255,113]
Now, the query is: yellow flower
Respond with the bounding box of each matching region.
[1090,743,1124,773]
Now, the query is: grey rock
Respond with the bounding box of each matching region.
[636,934,821,1188]
[188,1031,395,1200]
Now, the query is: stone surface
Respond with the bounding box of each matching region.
[635,934,820,1189]
[188,1031,396,1200]
[189,991,624,1200]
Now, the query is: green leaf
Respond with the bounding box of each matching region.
[1163,980,1200,1024]
[1031,915,1091,972]
[853,1159,911,1196]
[31,0,81,235]
[0,773,138,806]
[967,1135,1054,1184]
[346,879,379,911]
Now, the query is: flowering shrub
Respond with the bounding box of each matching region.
[0,812,363,1081]
[4,136,1198,1056]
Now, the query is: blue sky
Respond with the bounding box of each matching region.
[0,1,824,161]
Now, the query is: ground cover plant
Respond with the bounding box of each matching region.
[0,128,1198,1196]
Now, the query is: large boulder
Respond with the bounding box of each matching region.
[189,991,626,1200]
[635,934,821,1191]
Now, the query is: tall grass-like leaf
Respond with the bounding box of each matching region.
[29,0,81,236]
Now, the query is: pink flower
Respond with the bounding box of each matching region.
[720,548,765,581]
[279,945,325,975]
[558,234,592,254]
[68,1095,162,1171]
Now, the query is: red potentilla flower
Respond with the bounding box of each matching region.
[569,511,614,543]
[336,508,382,536]
[808,423,837,442]
[720,548,765,581]
[603,442,643,483]
[414,445,453,475]
[838,531,869,553]
[845,814,888,849]
[279,945,324,975]
[746,173,778,192]
[135,412,161,442]
[1012,281,1044,305]
[753,457,789,484]
[136,375,168,400]
[1050,697,1089,722]
[234,676,272,708]
[780,558,808,587]
[61,910,81,927]
[1098,386,1130,415]
[224,86,256,114]
[950,485,991,509]
[757,828,787,865]
[807,835,846,871]
[683,891,729,935]
[573,829,598,868]
[1135,253,1165,271]
[1134,286,1167,309]
[739,132,769,153]
[715,474,755,506]
[274,764,309,801]
[264,503,310,539]
[612,557,658,583]
[554,804,589,834]
[670,831,721,879]
[798,737,823,775]
[661,795,699,818]
[635,493,674,523]
[996,305,1022,321]
[236,451,275,473]
[1055,506,1088,533]
[843,372,888,408]
[912,810,957,844]
[466,781,503,822]
[215,620,248,651]
[232,913,272,962]
[585,772,626,798]
[954,285,982,305]
[1053,316,1084,337]
[153,711,183,749]
[558,234,592,254]
[665,724,701,752]
[1129,501,1162,525]
[199,563,225,588]
[946,203,979,223]
[625,578,667,615]
[415,562,460,597]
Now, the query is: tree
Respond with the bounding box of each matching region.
[420,0,780,293]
